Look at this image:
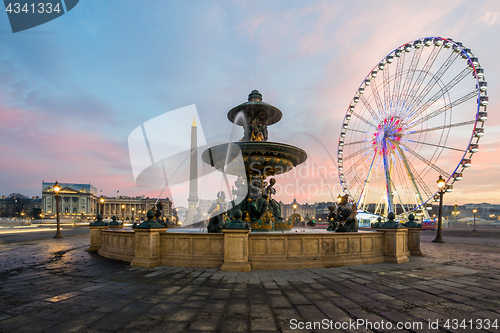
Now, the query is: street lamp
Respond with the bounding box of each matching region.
[292,203,298,226]
[131,207,135,222]
[432,175,446,243]
[138,210,142,221]
[472,208,477,232]
[337,194,342,204]
[452,201,459,227]
[121,204,125,222]
[99,196,105,217]
[53,181,63,238]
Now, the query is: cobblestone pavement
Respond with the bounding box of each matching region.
[1,231,500,333]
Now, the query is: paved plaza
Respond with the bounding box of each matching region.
[1,229,500,332]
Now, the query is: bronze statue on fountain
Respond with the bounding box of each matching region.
[207,191,230,233]
[327,194,359,232]
[202,90,307,231]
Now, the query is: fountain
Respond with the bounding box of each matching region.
[202,90,307,231]
[89,90,421,269]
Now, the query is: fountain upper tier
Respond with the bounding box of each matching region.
[203,90,307,178]
[227,90,282,127]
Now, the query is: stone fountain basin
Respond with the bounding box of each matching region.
[201,141,307,177]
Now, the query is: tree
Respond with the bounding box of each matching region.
[6,193,30,217]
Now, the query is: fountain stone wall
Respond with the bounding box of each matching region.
[90,226,415,270]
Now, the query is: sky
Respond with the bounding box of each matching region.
[0,0,499,207]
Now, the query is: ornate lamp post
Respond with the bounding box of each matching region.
[53,181,63,238]
[121,204,125,222]
[99,196,105,217]
[292,203,298,226]
[432,175,446,243]
[131,207,135,222]
[337,194,342,204]
[472,208,477,232]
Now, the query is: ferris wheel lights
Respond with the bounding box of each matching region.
[386,56,394,63]
[364,79,371,86]
[474,68,484,79]
[395,49,403,57]
[353,96,360,103]
[479,81,487,92]
[453,42,463,53]
[345,114,351,121]
[478,111,487,121]
[474,127,484,137]
[467,56,478,67]
[444,40,453,48]
[434,39,443,46]
[342,123,348,129]
[461,49,471,59]
[461,159,472,167]
[378,63,385,70]
[413,40,423,49]
[424,38,433,46]
[479,96,489,106]
[349,105,355,112]
[468,144,479,153]
[341,131,346,138]
[358,88,365,95]
[371,71,378,78]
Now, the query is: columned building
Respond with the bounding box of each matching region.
[101,197,172,222]
[42,182,97,219]
[282,198,316,220]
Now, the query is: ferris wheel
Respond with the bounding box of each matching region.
[337,37,488,219]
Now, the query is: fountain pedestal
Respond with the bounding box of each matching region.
[131,228,165,268]
[407,228,423,256]
[88,225,108,252]
[375,228,410,263]
[220,229,251,272]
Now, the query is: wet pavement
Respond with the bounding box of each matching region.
[0,229,499,332]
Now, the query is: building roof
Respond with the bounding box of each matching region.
[42,182,97,195]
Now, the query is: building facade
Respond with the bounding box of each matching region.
[42,182,98,219]
[282,199,316,220]
[0,195,42,217]
[100,196,172,222]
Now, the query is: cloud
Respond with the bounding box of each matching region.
[480,11,500,26]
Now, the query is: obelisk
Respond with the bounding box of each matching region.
[186,117,199,224]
